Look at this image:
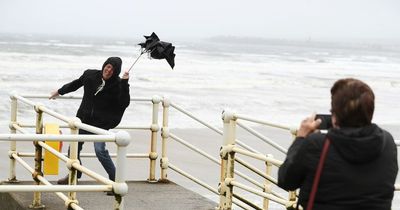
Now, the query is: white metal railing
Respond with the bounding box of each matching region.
[217,110,400,210]
[16,94,164,182]
[4,94,131,210]
[6,94,399,210]
[156,101,299,209]
[217,110,297,210]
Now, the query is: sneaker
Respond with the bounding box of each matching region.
[106,191,115,196]
[57,175,69,185]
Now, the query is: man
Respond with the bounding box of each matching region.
[49,57,130,190]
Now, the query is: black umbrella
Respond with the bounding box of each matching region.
[128,32,175,72]
[150,41,175,69]
[138,32,160,51]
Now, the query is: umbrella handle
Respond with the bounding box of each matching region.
[128,51,145,72]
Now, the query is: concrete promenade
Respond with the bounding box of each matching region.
[0,180,217,210]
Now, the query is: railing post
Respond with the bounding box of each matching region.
[148,95,161,182]
[218,110,236,210]
[113,131,131,210]
[30,104,45,209]
[67,118,80,202]
[8,94,18,182]
[263,154,273,209]
[160,97,170,181]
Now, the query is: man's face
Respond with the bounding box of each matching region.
[102,64,114,80]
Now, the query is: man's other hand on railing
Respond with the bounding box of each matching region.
[49,90,59,100]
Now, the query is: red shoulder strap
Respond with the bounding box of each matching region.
[306,138,331,210]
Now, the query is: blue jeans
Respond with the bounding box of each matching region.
[68,129,116,181]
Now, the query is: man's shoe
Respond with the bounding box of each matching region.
[106,191,115,196]
[57,175,69,185]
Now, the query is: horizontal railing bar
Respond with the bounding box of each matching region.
[396,184,400,191]
[229,180,291,206]
[21,94,153,102]
[170,102,223,135]
[16,152,149,159]
[168,163,251,210]
[168,163,218,194]
[11,125,115,186]
[10,96,113,135]
[170,133,269,191]
[71,121,113,135]
[23,95,84,99]
[171,102,264,154]
[126,153,150,158]
[0,185,112,192]
[37,105,72,123]
[232,147,283,167]
[235,157,278,185]
[170,133,219,164]
[72,162,114,185]
[237,121,287,154]
[232,193,261,210]
[37,177,83,210]
[234,113,293,131]
[14,117,67,164]
[12,94,36,107]
[113,125,151,130]
[234,156,287,200]
[0,134,115,142]
[12,144,114,185]
[17,123,151,131]
[395,140,400,146]
[11,154,84,210]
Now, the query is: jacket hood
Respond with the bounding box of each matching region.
[327,124,385,164]
[102,57,122,80]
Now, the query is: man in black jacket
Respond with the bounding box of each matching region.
[49,57,130,187]
[278,78,398,210]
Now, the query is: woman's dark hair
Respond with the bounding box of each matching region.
[330,78,375,127]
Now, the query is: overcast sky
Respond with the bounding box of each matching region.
[1,0,399,41]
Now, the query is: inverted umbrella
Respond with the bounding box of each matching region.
[128,32,175,72]
[150,41,175,69]
[138,32,159,51]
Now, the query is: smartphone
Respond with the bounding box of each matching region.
[315,114,332,130]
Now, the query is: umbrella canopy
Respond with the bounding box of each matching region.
[138,32,175,69]
[138,32,160,52]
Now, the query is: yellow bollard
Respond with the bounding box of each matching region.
[43,123,61,175]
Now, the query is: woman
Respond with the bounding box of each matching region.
[278,78,398,210]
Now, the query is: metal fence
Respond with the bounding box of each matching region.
[2,93,399,210]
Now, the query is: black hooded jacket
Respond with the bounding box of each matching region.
[58,57,130,130]
[278,124,398,210]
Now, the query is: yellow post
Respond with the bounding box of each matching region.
[43,123,61,175]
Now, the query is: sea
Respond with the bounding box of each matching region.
[0,33,399,209]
